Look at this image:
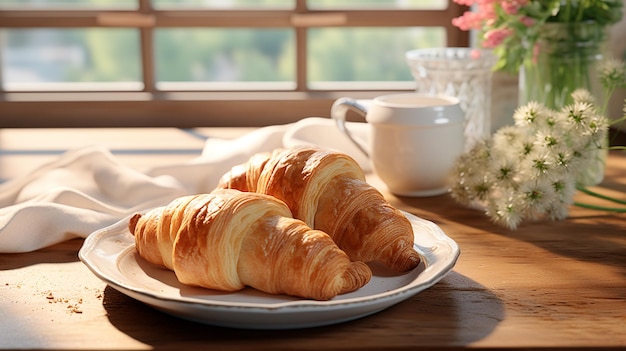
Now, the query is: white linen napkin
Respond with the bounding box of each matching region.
[0,117,369,253]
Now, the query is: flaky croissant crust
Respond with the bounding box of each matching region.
[129,189,371,300]
[218,146,421,272]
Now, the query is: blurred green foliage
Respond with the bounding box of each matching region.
[1,0,445,84]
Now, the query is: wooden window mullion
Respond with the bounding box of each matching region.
[138,0,155,93]
[139,28,155,92]
[295,0,308,92]
[295,27,307,92]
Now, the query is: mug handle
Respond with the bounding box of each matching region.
[330,97,370,157]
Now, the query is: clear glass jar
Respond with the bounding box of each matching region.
[519,21,607,109]
[519,22,608,185]
[406,47,497,151]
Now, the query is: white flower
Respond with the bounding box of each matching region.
[492,125,534,160]
[513,101,549,130]
[534,129,566,153]
[571,88,595,105]
[549,150,575,177]
[448,141,492,206]
[562,102,596,131]
[485,193,525,230]
[551,179,577,204]
[540,109,561,131]
[519,180,558,219]
[492,125,522,146]
[448,90,611,229]
[598,58,626,89]
[557,103,602,152]
[521,149,554,181]
[543,201,570,221]
[585,116,609,144]
[567,146,596,176]
[489,153,519,188]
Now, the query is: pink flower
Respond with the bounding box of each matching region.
[501,0,532,14]
[482,28,513,48]
[453,0,476,6]
[470,49,483,59]
[520,16,536,27]
[475,0,498,6]
[479,2,498,22]
[452,11,485,31]
[500,0,521,14]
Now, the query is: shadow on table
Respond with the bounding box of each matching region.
[102,271,503,350]
[0,238,82,270]
[395,192,626,277]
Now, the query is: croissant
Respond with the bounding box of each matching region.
[217,146,420,272]
[128,189,372,301]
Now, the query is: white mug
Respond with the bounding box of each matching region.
[331,93,465,197]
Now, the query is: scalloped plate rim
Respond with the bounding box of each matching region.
[79,211,459,329]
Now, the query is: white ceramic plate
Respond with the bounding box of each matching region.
[79,211,459,330]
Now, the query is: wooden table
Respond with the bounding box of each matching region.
[1,128,625,350]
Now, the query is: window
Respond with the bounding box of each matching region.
[0,0,468,127]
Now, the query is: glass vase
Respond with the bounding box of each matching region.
[406,48,497,151]
[519,21,607,109]
[519,21,608,185]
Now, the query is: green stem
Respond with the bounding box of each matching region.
[574,202,626,212]
[576,185,626,205]
[610,114,626,127]
[600,86,614,116]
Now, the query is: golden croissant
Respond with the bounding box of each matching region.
[128,189,372,301]
[217,146,420,272]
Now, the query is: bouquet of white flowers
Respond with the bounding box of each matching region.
[448,59,626,229]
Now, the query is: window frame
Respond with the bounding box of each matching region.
[0,0,469,128]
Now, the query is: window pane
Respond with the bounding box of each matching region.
[1,28,142,90]
[152,0,293,9]
[155,28,295,90]
[0,0,136,9]
[308,0,447,10]
[308,27,445,88]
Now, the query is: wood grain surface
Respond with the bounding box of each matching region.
[0,128,624,350]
